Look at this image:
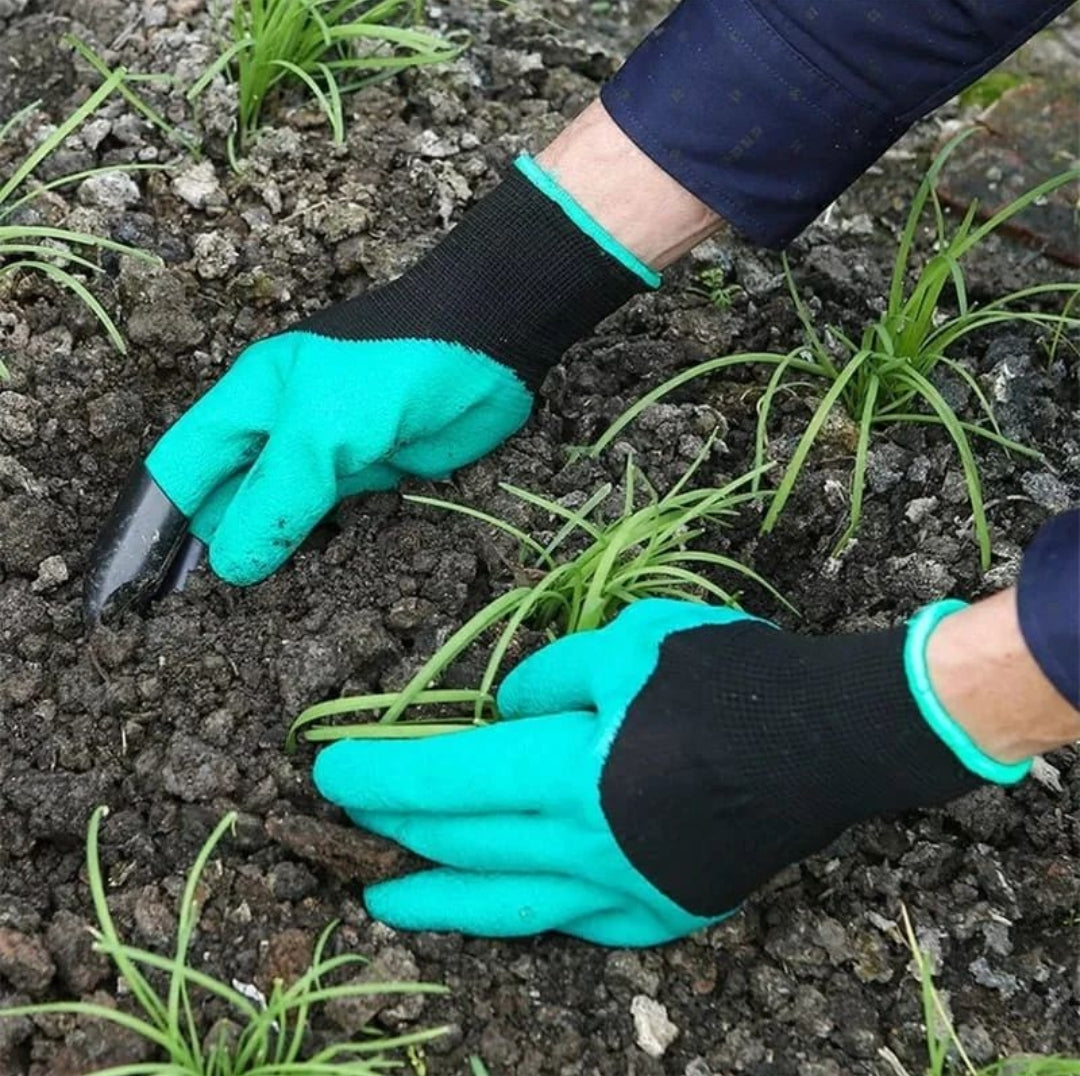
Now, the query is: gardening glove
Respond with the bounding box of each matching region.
[313,597,1031,947]
[83,156,658,620]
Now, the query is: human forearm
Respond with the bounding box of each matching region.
[537,101,724,270]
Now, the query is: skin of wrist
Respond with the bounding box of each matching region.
[926,588,1080,763]
[537,100,724,270]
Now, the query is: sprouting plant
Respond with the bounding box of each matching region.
[0,806,449,1075]
[877,905,1080,1076]
[0,66,163,376]
[191,0,463,152]
[587,132,1080,568]
[288,442,788,743]
[693,266,743,311]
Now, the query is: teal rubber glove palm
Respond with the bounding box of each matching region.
[86,157,655,609]
[313,598,1029,947]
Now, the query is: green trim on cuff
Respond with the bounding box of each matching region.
[904,599,1032,786]
[514,155,662,289]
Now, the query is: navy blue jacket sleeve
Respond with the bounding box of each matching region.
[601,0,1073,249]
[1018,509,1080,709]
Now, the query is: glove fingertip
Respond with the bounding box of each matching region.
[311,742,363,805]
[363,878,424,929]
[207,538,272,587]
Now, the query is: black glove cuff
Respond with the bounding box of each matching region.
[601,622,984,917]
[296,161,656,394]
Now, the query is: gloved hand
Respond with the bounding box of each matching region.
[84,157,657,618]
[314,598,1031,947]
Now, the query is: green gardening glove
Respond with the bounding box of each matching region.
[313,598,1030,947]
[83,157,658,619]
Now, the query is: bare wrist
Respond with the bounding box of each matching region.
[926,588,1080,763]
[537,100,724,270]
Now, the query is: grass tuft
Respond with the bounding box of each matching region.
[194,0,464,151]
[288,442,787,742]
[0,47,164,377]
[0,806,449,1075]
[587,132,1079,568]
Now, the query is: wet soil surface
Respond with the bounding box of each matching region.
[1,1,1079,1073]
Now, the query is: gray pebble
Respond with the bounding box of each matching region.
[1020,470,1072,513]
[77,170,141,210]
[0,392,38,446]
[162,733,239,802]
[31,555,68,593]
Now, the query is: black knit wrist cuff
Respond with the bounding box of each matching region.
[297,162,656,394]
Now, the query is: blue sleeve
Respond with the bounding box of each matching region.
[600,0,1073,249]
[1018,509,1080,709]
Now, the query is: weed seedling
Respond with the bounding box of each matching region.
[193,0,463,152]
[289,443,786,742]
[0,806,448,1074]
[0,67,162,375]
[878,905,1080,1076]
[588,132,1079,567]
[693,266,743,311]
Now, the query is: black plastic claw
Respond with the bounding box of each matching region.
[84,463,200,624]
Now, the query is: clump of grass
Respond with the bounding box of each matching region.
[587,132,1080,568]
[880,905,1080,1076]
[0,66,162,376]
[0,806,448,1075]
[289,442,787,743]
[192,0,463,151]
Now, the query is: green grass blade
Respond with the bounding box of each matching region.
[588,351,806,458]
[894,366,992,567]
[188,36,255,99]
[6,259,127,353]
[301,720,481,741]
[833,372,879,556]
[501,483,605,542]
[761,350,873,534]
[379,587,533,723]
[288,689,491,748]
[404,494,552,564]
[0,1001,177,1056]
[0,98,40,142]
[0,69,125,205]
[0,243,103,272]
[753,351,799,489]
[63,35,194,153]
[539,482,612,563]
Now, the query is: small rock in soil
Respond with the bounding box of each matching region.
[257,928,314,990]
[1021,470,1072,513]
[605,950,661,997]
[31,554,68,593]
[0,494,71,575]
[969,955,1021,997]
[46,911,109,995]
[161,732,239,802]
[631,994,679,1058]
[265,813,407,881]
[46,991,154,1074]
[192,231,240,279]
[0,392,39,446]
[324,945,423,1034]
[77,171,141,210]
[87,390,145,442]
[0,927,54,993]
[171,160,225,210]
[267,860,318,902]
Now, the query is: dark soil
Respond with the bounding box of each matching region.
[1,2,1079,1073]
